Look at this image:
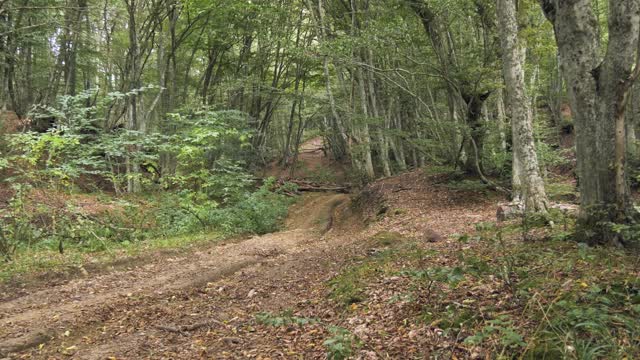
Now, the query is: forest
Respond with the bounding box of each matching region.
[1,0,640,358]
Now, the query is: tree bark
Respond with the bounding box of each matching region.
[541,0,640,244]
[497,0,549,213]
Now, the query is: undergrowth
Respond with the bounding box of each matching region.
[328,231,414,306]
[435,222,640,358]
[255,310,360,360]
[0,177,296,282]
[325,217,640,358]
[0,98,299,267]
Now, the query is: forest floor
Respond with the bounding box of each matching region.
[0,168,500,359]
[2,140,639,359]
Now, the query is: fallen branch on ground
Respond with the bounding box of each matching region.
[275,179,351,194]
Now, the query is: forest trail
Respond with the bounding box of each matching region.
[0,192,349,358]
[264,137,348,183]
[0,169,498,359]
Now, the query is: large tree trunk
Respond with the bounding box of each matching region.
[541,0,640,244]
[628,85,639,161]
[497,0,548,213]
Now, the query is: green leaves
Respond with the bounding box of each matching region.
[402,266,466,287]
[255,310,318,327]
[464,315,526,349]
[323,327,359,360]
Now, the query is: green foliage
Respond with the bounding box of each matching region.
[200,178,294,236]
[328,248,397,306]
[328,263,372,306]
[4,90,169,191]
[444,179,490,193]
[376,215,640,358]
[464,315,526,349]
[527,278,640,359]
[323,326,359,360]
[370,231,403,247]
[164,109,253,198]
[154,177,293,237]
[307,166,338,184]
[402,266,466,287]
[0,91,295,261]
[254,311,359,360]
[0,184,41,260]
[255,310,318,327]
[545,181,578,202]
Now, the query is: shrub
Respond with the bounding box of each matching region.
[323,326,359,360]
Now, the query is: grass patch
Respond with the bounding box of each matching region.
[328,255,385,306]
[254,310,359,360]
[255,310,318,327]
[0,231,221,284]
[369,231,404,247]
[423,164,457,176]
[444,179,490,193]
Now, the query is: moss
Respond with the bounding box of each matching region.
[328,243,407,306]
[370,231,405,247]
[546,181,578,202]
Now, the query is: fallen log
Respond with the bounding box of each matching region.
[276,179,351,194]
[296,185,350,194]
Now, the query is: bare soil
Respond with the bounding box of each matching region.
[1,136,501,359]
[0,167,500,359]
[0,192,350,358]
[263,137,349,183]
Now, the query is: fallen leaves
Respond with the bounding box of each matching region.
[3,170,500,359]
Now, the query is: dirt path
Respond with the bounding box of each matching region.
[1,169,499,359]
[263,137,348,182]
[0,193,349,358]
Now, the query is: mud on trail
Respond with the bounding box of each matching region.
[0,193,351,358]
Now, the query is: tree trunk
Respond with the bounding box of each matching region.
[365,51,391,177]
[541,0,640,244]
[496,88,507,152]
[125,0,141,193]
[462,92,490,175]
[497,0,548,213]
[355,65,375,180]
[628,85,639,160]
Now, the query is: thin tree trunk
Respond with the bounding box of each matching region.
[496,88,507,152]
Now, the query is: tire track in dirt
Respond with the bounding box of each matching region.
[0,193,348,357]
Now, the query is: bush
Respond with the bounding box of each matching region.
[0,184,41,260]
[0,91,295,258]
[154,178,294,237]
